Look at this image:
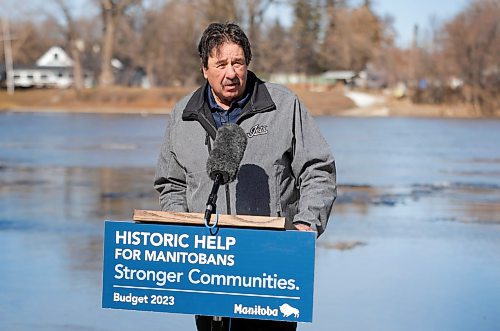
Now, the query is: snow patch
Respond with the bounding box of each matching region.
[344,91,385,108]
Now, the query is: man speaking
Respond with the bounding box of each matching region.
[154,22,337,331]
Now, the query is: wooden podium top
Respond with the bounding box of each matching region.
[133,209,285,230]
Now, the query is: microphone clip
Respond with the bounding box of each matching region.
[204,172,224,235]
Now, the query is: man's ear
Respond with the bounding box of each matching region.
[202,66,208,80]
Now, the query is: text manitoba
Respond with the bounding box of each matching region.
[114,264,299,290]
[234,304,278,317]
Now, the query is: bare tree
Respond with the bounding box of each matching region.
[319,2,384,72]
[53,0,84,92]
[443,0,500,114]
[292,0,322,74]
[6,19,61,66]
[240,0,275,71]
[141,1,203,87]
[259,19,295,74]
[203,0,240,23]
[97,0,142,87]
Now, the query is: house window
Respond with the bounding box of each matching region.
[27,74,34,79]
[41,74,48,80]
[58,72,63,77]
[14,74,21,79]
[54,53,59,60]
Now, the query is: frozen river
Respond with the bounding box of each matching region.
[1,112,499,331]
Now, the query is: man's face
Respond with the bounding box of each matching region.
[203,42,247,109]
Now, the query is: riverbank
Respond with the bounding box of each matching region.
[0,86,486,117]
[0,87,184,114]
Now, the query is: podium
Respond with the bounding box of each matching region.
[133,209,286,229]
[101,210,316,323]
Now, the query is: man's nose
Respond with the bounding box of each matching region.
[225,64,237,79]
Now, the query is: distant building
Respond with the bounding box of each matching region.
[269,71,358,88]
[321,70,357,85]
[3,46,93,88]
[268,73,309,85]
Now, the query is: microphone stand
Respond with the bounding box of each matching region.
[205,172,226,330]
[211,316,224,331]
[204,172,223,226]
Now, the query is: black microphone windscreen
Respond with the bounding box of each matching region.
[206,123,248,185]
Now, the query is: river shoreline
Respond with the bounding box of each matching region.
[0,102,484,118]
[1,87,493,118]
[1,106,170,115]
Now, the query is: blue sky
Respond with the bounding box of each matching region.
[370,0,470,47]
[268,0,470,48]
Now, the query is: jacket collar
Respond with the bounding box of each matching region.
[181,71,276,139]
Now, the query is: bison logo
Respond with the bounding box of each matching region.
[279,303,300,318]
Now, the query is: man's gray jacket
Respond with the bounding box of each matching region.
[154,71,336,235]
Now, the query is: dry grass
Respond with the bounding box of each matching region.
[385,98,478,118]
[0,86,192,113]
[0,85,492,117]
[287,84,356,115]
[0,85,356,115]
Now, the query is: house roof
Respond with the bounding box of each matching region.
[36,46,73,67]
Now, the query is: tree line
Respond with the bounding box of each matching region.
[1,0,499,114]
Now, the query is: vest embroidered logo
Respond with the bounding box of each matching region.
[247,124,268,138]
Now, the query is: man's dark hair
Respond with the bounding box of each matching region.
[198,22,252,69]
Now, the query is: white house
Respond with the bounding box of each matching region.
[321,70,357,85]
[8,46,91,88]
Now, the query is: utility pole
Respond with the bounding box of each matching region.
[2,17,15,95]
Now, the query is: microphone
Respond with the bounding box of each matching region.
[204,123,248,223]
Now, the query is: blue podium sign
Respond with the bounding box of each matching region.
[102,221,316,322]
